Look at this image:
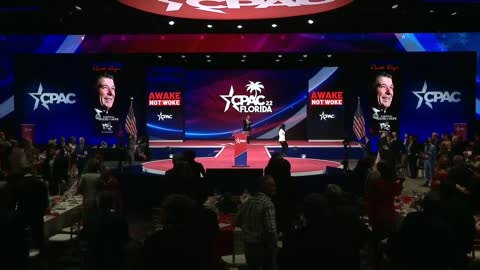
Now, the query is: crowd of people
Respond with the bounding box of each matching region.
[2,128,480,269]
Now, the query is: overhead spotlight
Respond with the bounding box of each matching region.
[271,24,277,28]
[205,55,211,58]
[429,9,435,13]
[391,4,398,9]
[207,59,211,62]
[237,25,243,29]
[275,59,280,62]
[168,20,175,26]
[242,55,247,58]
[299,59,304,62]
[241,59,246,62]
[74,5,82,11]
[157,55,163,59]
[277,54,283,58]
[207,24,213,28]
[180,55,186,58]
[451,11,457,16]
[307,19,314,25]
[303,54,308,58]
[301,154,307,159]
[327,54,332,58]
[168,154,173,159]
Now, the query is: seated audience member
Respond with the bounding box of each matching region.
[140,194,207,270]
[83,191,130,270]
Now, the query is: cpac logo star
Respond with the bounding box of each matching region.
[412,81,461,110]
[319,111,335,121]
[220,81,273,113]
[157,112,173,121]
[28,83,76,111]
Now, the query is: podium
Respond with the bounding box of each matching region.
[234,133,248,167]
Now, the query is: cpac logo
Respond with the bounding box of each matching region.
[319,111,335,121]
[235,138,247,144]
[412,81,461,110]
[102,123,113,131]
[220,81,273,113]
[157,112,173,121]
[118,0,352,20]
[379,122,391,131]
[28,83,76,111]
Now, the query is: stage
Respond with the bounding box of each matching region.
[142,140,363,177]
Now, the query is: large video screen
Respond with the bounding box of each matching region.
[14,52,475,145]
[14,55,147,145]
[183,69,311,140]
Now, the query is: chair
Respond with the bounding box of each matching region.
[221,227,247,269]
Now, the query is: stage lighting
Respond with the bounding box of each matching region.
[301,154,307,158]
[169,154,173,159]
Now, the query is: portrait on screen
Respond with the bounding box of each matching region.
[370,71,399,134]
[93,72,120,135]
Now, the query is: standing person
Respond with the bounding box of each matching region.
[68,136,77,178]
[236,175,278,270]
[279,124,288,157]
[243,115,252,144]
[75,137,88,176]
[423,137,436,187]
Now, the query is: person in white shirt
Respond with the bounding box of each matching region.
[278,124,288,157]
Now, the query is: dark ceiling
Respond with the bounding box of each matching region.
[1,0,479,34]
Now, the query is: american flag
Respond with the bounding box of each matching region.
[125,98,137,138]
[353,97,366,140]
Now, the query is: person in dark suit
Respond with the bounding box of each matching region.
[243,115,252,144]
[15,165,49,253]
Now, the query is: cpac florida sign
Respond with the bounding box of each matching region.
[118,0,353,20]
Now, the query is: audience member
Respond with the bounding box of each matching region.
[236,175,278,270]
[79,159,102,223]
[0,181,28,270]
[140,194,206,270]
[15,164,49,253]
[389,191,457,270]
[83,191,130,270]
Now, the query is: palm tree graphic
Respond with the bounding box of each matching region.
[246,81,264,97]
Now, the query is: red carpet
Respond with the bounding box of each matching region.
[143,140,343,176]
